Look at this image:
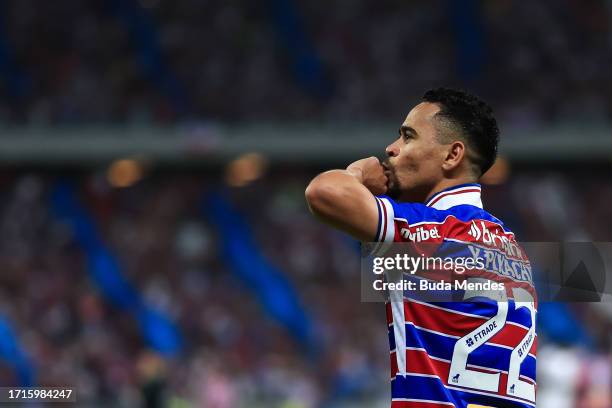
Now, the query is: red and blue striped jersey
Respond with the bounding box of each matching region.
[373,183,537,408]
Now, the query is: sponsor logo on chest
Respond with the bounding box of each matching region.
[400,225,440,242]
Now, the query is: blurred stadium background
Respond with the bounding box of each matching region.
[0,0,611,407]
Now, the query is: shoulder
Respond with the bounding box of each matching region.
[376,195,448,225]
[377,195,508,226]
[375,195,515,242]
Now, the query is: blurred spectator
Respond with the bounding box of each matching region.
[1,1,612,124]
[0,169,611,406]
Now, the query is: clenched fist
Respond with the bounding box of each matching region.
[346,156,388,195]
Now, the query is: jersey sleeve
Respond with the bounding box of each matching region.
[374,196,396,246]
[372,195,449,255]
[372,195,405,256]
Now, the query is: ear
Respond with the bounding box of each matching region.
[441,141,465,171]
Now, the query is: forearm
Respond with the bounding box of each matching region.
[305,169,378,241]
[305,169,362,215]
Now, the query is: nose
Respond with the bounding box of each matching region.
[385,139,400,157]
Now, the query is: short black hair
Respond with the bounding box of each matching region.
[422,87,499,176]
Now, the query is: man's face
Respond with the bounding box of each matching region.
[383,102,448,202]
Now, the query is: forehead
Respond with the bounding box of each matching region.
[402,102,440,131]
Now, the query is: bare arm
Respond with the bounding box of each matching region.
[304,157,388,242]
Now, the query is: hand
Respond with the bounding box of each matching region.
[346,156,388,195]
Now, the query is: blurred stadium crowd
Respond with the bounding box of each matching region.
[0,0,612,124]
[0,170,611,407]
[0,0,611,407]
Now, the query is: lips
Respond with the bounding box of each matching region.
[382,161,393,176]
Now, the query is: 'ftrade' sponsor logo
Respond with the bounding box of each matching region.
[400,226,440,242]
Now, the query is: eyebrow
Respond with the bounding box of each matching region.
[399,125,418,136]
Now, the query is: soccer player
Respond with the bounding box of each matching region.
[305,88,537,408]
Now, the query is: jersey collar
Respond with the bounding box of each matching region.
[425,183,483,210]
